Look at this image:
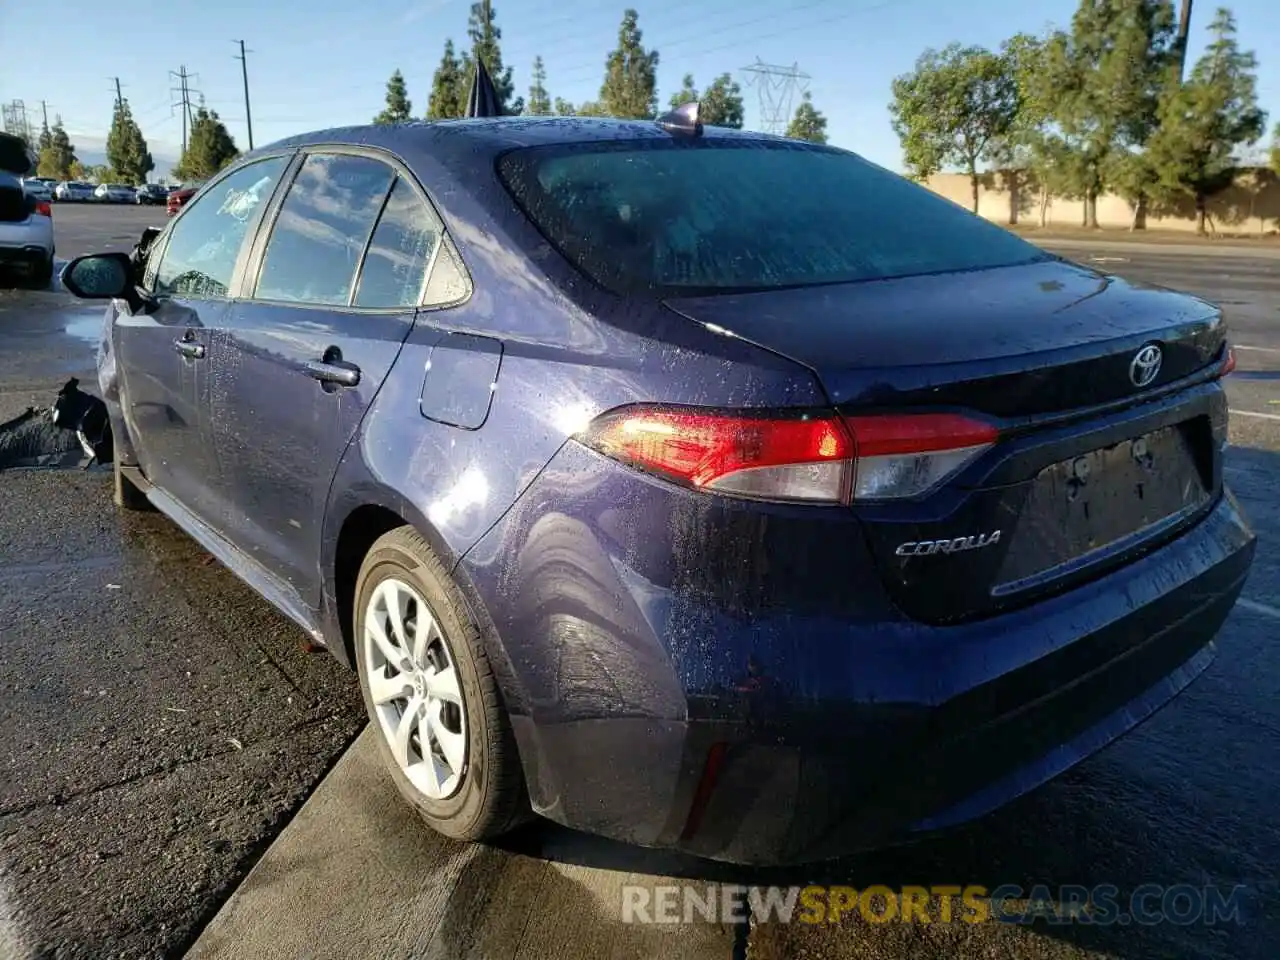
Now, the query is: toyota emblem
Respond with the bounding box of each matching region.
[1129,343,1163,388]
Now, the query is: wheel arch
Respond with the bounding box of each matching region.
[320,484,531,717]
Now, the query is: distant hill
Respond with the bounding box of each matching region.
[69,137,182,182]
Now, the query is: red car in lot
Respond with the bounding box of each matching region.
[166,182,203,216]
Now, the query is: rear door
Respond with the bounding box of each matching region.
[203,148,443,600]
[120,154,291,516]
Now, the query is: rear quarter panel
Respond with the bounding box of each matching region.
[319,133,825,663]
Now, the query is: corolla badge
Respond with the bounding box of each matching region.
[895,530,1002,557]
[1129,343,1163,388]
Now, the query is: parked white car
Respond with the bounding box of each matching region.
[55,181,96,202]
[93,183,135,203]
[0,171,55,288]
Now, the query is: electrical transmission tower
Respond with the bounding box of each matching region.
[2,100,33,144]
[740,59,810,135]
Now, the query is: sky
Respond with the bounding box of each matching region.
[2,0,1278,175]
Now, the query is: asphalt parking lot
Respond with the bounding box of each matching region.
[1,205,1278,960]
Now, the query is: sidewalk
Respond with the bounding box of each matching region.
[184,729,733,960]
[1011,226,1280,258]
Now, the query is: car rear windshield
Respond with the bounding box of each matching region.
[496,139,1047,297]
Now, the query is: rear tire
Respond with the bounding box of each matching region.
[113,459,152,511]
[353,525,527,842]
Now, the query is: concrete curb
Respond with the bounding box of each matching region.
[184,728,733,960]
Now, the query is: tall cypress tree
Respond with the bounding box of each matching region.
[527,56,552,115]
[428,41,465,120]
[374,70,413,124]
[599,9,659,119]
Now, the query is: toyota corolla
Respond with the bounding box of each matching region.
[60,115,1255,865]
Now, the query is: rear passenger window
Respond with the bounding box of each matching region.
[255,153,394,305]
[353,178,440,308]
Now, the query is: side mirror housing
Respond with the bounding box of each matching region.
[61,253,133,300]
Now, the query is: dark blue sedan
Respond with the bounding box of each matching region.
[61,116,1255,865]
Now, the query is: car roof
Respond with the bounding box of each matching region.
[249,116,793,167]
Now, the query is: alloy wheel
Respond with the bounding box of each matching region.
[362,577,468,800]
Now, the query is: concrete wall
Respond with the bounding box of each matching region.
[923,168,1280,235]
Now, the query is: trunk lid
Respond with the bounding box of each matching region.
[663,258,1228,623]
[0,173,32,224]
[663,258,1224,416]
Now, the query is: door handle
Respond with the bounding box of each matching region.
[173,339,205,360]
[305,359,361,388]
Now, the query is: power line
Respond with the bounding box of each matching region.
[233,40,255,150]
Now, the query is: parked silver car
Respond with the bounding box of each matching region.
[0,170,55,287]
[21,178,53,202]
[93,183,135,203]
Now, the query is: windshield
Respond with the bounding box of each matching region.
[497,139,1047,297]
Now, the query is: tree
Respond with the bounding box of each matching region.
[85,164,111,184]
[600,9,659,119]
[889,44,1018,212]
[1271,123,1280,176]
[786,92,828,144]
[527,56,552,115]
[1146,7,1268,233]
[106,99,155,185]
[992,33,1068,225]
[670,74,745,128]
[374,69,413,125]
[460,1,521,115]
[1040,0,1177,227]
[36,117,77,180]
[670,74,698,109]
[553,98,577,117]
[36,122,53,155]
[702,74,745,129]
[174,108,239,181]
[428,40,466,119]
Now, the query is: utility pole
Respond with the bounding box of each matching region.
[1173,0,1193,82]
[169,66,201,154]
[39,100,49,132]
[112,77,124,111]
[233,40,254,150]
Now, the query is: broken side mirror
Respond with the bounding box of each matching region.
[61,252,152,312]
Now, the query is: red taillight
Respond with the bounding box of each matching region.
[578,406,998,503]
[1221,347,1236,376]
[34,201,51,217]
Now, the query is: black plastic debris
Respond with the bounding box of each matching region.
[465,58,502,118]
[0,131,36,176]
[0,378,113,470]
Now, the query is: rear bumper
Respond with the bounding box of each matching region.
[0,241,53,272]
[462,444,1256,865]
